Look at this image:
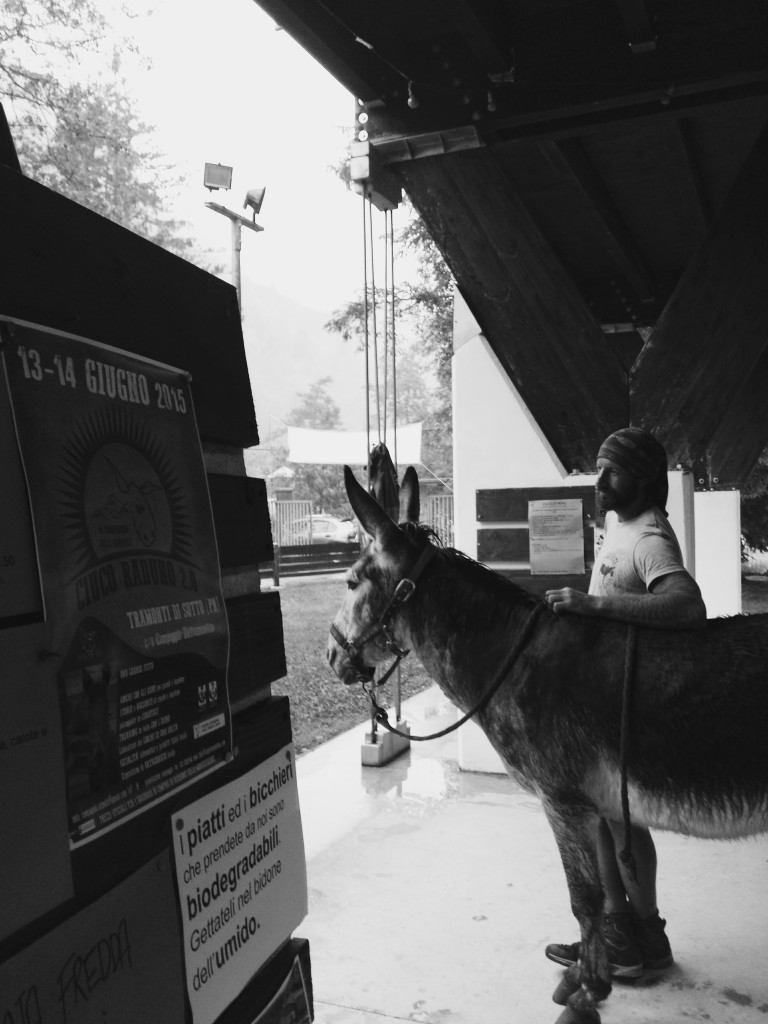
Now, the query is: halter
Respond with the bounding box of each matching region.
[331,538,545,743]
[329,540,438,686]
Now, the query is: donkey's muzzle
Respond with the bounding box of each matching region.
[328,624,376,685]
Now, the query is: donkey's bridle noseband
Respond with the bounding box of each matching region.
[330,540,438,686]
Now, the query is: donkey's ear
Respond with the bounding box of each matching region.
[344,465,399,545]
[400,466,420,524]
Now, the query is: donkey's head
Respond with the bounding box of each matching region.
[327,464,426,685]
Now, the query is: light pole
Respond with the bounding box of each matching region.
[203,164,265,312]
[204,201,263,310]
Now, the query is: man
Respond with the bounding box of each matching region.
[543,426,707,978]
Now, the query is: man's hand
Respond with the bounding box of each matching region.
[544,572,706,629]
[545,588,596,617]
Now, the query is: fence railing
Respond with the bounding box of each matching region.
[423,494,454,546]
[263,494,455,582]
[268,499,313,546]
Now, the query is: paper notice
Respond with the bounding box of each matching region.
[528,498,585,575]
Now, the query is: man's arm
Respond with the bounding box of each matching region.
[544,571,707,629]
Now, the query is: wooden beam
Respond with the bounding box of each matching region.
[613,0,657,53]
[394,148,629,470]
[631,124,768,476]
[449,0,512,75]
[705,343,768,485]
[541,138,656,302]
[675,118,712,231]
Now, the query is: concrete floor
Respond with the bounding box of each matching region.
[295,685,768,1024]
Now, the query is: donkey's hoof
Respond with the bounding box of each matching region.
[552,974,580,1006]
[554,1005,600,1024]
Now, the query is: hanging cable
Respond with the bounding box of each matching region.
[362,193,371,483]
[368,198,381,444]
[382,208,389,448]
[389,208,398,473]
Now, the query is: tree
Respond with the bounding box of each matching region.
[284,378,349,516]
[1,2,219,269]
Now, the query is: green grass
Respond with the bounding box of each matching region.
[270,575,434,754]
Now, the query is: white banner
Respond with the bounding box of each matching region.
[287,422,422,465]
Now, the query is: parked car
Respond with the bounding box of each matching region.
[284,515,358,545]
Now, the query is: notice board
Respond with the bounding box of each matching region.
[476,485,600,596]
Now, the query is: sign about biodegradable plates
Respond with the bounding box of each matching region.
[172,746,308,1024]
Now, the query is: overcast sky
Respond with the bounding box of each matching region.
[114,0,364,314]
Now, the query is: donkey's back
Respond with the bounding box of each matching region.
[538,610,768,840]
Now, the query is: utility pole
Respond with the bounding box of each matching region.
[204,202,264,311]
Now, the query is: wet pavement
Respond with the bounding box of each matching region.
[295,685,768,1024]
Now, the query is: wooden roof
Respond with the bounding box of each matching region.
[255,0,768,484]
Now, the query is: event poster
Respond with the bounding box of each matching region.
[1,319,231,845]
[172,747,308,1024]
[528,497,585,575]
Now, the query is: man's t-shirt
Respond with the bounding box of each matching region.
[589,507,686,598]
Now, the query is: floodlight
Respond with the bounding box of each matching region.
[243,187,266,221]
[203,163,233,191]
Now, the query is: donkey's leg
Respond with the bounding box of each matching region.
[542,798,611,1024]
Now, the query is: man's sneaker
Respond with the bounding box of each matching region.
[545,911,644,979]
[633,911,673,969]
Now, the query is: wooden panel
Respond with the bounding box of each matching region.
[208,473,273,568]
[477,527,595,568]
[226,591,287,705]
[476,486,597,593]
[476,486,597,522]
[631,124,768,477]
[476,527,530,562]
[396,150,628,471]
[0,165,257,448]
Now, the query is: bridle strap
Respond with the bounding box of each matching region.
[330,541,438,671]
[367,602,544,741]
[618,624,638,880]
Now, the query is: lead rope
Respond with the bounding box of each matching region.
[618,624,638,881]
[365,603,544,742]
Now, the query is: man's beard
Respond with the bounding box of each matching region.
[596,488,616,513]
[596,476,641,514]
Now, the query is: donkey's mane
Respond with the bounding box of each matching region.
[401,520,540,608]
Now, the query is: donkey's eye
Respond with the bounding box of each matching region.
[346,577,359,591]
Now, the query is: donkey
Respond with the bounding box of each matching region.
[328,465,768,1024]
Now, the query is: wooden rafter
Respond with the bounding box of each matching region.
[673,119,712,233]
[449,0,511,75]
[631,124,768,482]
[394,148,629,470]
[540,138,656,303]
[613,0,656,53]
